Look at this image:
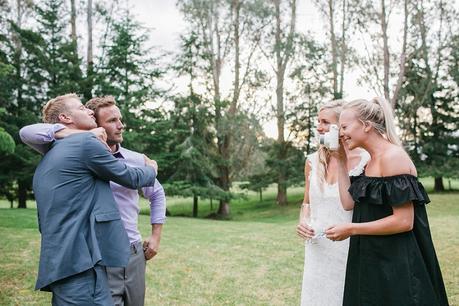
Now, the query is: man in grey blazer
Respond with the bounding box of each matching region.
[31,93,157,305]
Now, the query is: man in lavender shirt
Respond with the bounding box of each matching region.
[20,96,166,306]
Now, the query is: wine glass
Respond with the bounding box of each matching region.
[300,205,317,244]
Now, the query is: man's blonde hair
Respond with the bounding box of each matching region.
[42,93,80,123]
[85,96,117,118]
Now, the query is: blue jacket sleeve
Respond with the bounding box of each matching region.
[83,134,156,189]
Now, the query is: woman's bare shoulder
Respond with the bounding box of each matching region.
[381,146,417,176]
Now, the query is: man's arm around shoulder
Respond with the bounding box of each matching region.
[83,134,156,189]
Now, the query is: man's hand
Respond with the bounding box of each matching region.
[143,234,160,260]
[144,155,158,173]
[89,127,111,151]
[90,127,107,143]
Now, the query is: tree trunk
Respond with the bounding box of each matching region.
[13,0,23,110]
[259,189,262,202]
[273,0,296,206]
[391,0,408,109]
[381,0,390,101]
[275,166,288,205]
[434,177,444,192]
[17,180,27,208]
[275,68,287,205]
[328,0,339,98]
[192,195,198,217]
[84,0,94,100]
[70,0,77,43]
[338,0,347,98]
[205,3,228,218]
[217,200,230,216]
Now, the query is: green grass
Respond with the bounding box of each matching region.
[0,179,458,305]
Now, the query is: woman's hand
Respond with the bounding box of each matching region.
[325,223,354,241]
[297,223,315,240]
[330,138,348,163]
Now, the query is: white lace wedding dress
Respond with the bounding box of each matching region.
[300,151,370,306]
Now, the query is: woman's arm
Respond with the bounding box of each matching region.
[337,159,355,211]
[296,159,315,239]
[325,202,414,240]
[326,148,416,240]
[335,143,355,210]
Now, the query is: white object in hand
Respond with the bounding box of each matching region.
[319,124,340,151]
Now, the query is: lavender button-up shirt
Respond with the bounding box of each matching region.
[20,124,166,244]
[110,145,166,243]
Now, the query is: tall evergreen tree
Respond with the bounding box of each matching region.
[96,12,163,155]
[0,0,85,207]
[165,94,225,217]
[36,0,82,97]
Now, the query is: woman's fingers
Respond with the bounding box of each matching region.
[297,224,315,238]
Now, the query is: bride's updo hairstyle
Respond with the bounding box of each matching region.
[343,97,402,146]
[317,99,345,190]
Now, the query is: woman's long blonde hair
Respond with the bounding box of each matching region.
[316,99,345,191]
[343,97,402,146]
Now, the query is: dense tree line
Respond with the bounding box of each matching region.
[0,0,457,215]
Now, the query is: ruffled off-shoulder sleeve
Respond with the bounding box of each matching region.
[348,174,430,206]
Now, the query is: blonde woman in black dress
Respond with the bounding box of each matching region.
[325,97,449,306]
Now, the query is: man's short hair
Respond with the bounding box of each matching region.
[85,96,117,118]
[42,93,80,123]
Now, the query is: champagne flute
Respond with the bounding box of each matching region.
[300,204,317,244]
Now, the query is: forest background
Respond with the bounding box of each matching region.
[0,0,458,218]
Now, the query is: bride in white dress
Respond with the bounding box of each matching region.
[296,100,369,306]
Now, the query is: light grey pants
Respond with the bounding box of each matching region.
[106,241,146,306]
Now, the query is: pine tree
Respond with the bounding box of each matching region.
[96,11,163,154]
[36,0,82,97]
[165,94,225,218]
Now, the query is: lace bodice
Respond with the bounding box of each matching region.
[306,150,370,225]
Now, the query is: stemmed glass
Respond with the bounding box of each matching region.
[300,205,325,244]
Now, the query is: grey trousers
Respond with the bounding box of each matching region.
[49,265,113,306]
[107,241,146,306]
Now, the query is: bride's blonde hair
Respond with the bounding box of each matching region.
[316,99,345,191]
[343,97,401,146]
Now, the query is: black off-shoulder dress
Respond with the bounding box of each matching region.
[343,174,449,306]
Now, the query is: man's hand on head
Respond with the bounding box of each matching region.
[144,155,158,173]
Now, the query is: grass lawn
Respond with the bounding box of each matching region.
[0,179,458,305]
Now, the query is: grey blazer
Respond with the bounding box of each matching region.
[32,133,156,290]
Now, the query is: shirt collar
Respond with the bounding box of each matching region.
[112,144,125,159]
